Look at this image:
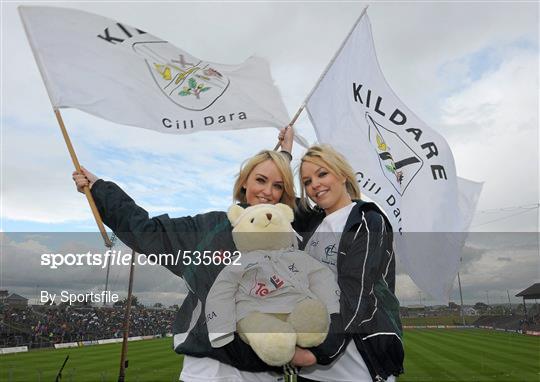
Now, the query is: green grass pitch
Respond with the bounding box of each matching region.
[400,329,539,381]
[0,329,538,381]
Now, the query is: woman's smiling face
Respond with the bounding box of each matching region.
[243,159,284,206]
[301,160,351,214]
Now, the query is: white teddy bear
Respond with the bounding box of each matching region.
[205,203,340,366]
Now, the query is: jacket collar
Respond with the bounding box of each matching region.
[342,200,367,233]
[342,200,393,233]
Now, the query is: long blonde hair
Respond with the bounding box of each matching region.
[233,150,295,209]
[299,145,360,207]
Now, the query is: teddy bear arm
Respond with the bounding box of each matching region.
[307,262,341,314]
[206,267,246,348]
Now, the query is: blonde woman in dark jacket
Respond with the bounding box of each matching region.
[295,145,404,382]
[71,128,317,381]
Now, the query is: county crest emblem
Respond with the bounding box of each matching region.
[366,112,423,196]
[132,40,230,111]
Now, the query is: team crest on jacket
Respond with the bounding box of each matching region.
[132,41,230,111]
[366,112,423,196]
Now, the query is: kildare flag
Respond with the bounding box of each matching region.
[19,6,290,134]
[306,10,482,302]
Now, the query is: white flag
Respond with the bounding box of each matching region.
[19,6,290,134]
[305,11,482,302]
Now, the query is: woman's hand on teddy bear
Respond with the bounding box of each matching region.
[291,347,316,367]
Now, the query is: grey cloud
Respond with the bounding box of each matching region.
[1,234,188,307]
[396,232,539,305]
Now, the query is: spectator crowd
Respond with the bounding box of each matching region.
[0,305,175,348]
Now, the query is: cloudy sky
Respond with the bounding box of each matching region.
[1,1,538,306]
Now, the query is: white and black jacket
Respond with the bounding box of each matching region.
[294,200,404,381]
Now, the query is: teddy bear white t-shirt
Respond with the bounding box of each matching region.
[202,203,341,367]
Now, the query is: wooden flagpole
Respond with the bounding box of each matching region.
[118,251,136,382]
[303,5,369,104]
[54,108,112,248]
[274,6,369,152]
[273,105,305,151]
[20,13,111,247]
[54,108,129,382]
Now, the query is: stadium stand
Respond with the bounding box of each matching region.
[515,283,540,332]
[473,315,523,331]
[0,305,175,349]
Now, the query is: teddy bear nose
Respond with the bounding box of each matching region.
[266,213,272,220]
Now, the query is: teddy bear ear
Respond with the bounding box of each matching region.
[227,205,245,226]
[275,203,294,223]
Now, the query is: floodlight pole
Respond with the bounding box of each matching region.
[104,260,112,307]
[457,272,465,326]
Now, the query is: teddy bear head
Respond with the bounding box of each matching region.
[227,203,295,253]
